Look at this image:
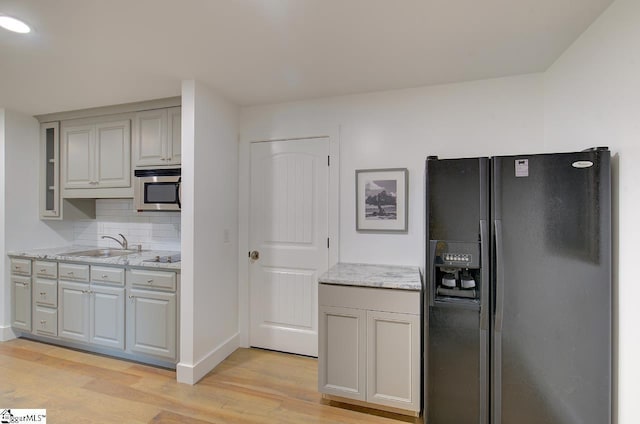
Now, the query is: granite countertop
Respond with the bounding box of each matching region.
[319,263,422,291]
[8,245,181,271]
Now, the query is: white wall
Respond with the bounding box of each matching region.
[178,80,239,384]
[239,73,545,345]
[0,109,6,339]
[0,109,74,340]
[240,20,635,416]
[241,73,545,267]
[543,0,639,422]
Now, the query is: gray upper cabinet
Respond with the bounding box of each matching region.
[61,118,132,198]
[133,107,181,167]
[39,122,96,220]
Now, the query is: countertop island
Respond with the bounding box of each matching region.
[318,262,421,291]
[318,262,422,415]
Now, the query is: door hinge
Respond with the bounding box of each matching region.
[327,238,330,248]
[328,155,330,166]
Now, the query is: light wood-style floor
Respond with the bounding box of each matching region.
[0,338,421,423]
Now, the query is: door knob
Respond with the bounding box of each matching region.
[249,250,260,261]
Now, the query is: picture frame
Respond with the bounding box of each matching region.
[355,168,408,232]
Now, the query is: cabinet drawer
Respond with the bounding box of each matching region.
[34,278,58,307]
[35,261,58,279]
[319,284,420,315]
[127,269,176,291]
[10,258,31,276]
[91,266,125,286]
[34,306,58,336]
[59,263,90,282]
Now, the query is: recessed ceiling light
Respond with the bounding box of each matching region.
[0,16,31,34]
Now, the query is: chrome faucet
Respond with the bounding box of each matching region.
[101,233,128,249]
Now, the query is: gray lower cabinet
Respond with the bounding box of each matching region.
[126,288,177,360]
[58,280,90,342]
[10,255,178,366]
[366,310,420,411]
[90,284,125,349]
[318,305,367,400]
[11,275,32,332]
[125,268,178,361]
[58,277,125,349]
[318,284,421,415]
[33,260,58,337]
[11,258,33,332]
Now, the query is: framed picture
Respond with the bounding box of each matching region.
[355,168,408,232]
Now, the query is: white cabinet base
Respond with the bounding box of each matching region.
[319,305,366,400]
[366,310,420,412]
[318,283,421,416]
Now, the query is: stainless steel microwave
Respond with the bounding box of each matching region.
[134,168,181,212]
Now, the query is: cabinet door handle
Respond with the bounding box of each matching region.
[40,320,46,325]
[20,282,29,287]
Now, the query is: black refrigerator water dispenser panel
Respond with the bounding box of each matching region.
[433,241,480,268]
[430,240,482,304]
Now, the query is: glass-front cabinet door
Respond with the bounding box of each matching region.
[40,122,60,219]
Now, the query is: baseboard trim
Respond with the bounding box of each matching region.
[177,332,240,385]
[0,325,17,342]
[322,394,420,417]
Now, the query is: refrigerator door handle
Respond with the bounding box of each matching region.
[494,219,505,333]
[479,220,489,330]
[428,240,437,307]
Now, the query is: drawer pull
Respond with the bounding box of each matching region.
[40,292,46,296]
[40,320,46,325]
[102,274,109,279]
[147,279,154,284]
[40,269,47,273]
[67,271,74,275]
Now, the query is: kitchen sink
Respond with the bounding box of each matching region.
[62,248,141,258]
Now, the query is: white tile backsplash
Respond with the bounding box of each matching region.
[72,199,181,251]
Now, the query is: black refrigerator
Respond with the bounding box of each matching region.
[424,148,611,424]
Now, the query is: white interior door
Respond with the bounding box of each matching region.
[249,137,329,357]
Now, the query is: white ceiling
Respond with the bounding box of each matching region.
[0,0,613,116]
